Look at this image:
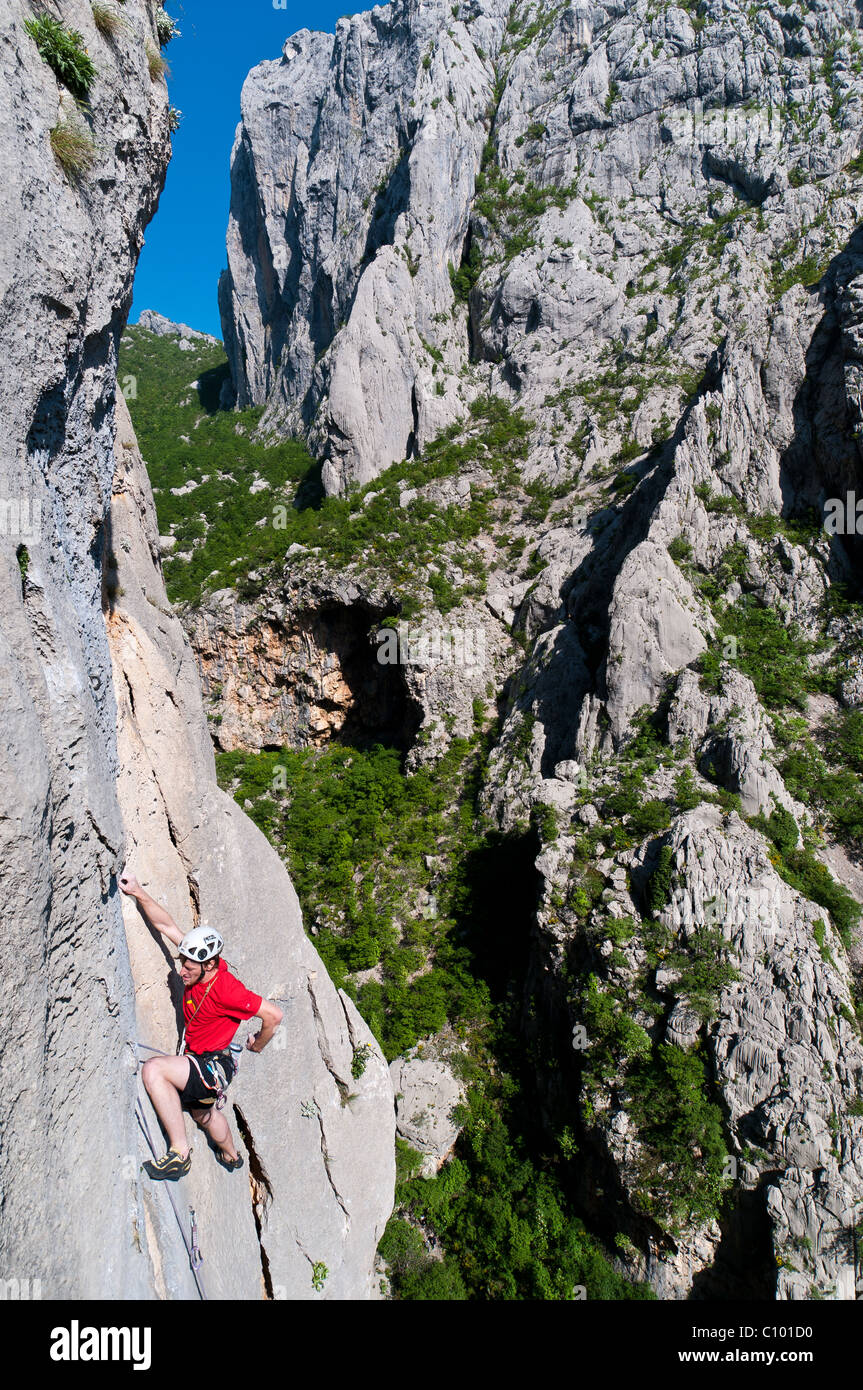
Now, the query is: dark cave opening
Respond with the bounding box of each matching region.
[294,599,423,757]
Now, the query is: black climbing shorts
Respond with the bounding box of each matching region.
[179,1049,237,1111]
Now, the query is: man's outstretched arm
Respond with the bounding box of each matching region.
[119,870,184,948]
[246,999,284,1053]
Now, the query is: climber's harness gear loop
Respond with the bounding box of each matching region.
[186,1050,233,1110]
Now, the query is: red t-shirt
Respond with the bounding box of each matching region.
[182,958,263,1053]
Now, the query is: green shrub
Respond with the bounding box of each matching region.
[581,975,652,1082]
[568,866,606,919]
[532,802,559,842]
[612,470,638,496]
[629,798,672,836]
[673,767,703,811]
[627,1043,730,1230]
[750,802,799,854]
[665,926,739,1021]
[25,16,96,100]
[718,597,819,711]
[668,536,693,565]
[647,845,674,916]
[695,647,723,694]
[385,1079,654,1300]
[773,253,824,298]
[448,241,481,303]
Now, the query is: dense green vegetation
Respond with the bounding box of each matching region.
[119,329,316,603]
[704,596,826,710]
[626,1042,729,1229]
[380,1082,654,1299]
[216,734,493,1059]
[120,329,537,611]
[778,711,863,855]
[217,720,651,1299]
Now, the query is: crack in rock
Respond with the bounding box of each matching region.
[306,976,350,1101]
[233,1103,274,1299]
[315,1109,351,1231]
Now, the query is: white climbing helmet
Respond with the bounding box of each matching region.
[178,925,223,963]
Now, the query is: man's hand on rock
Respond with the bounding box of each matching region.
[246,1033,262,1053]
[119,870,141,898]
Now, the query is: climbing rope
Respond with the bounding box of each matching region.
[132,1045,208,1301]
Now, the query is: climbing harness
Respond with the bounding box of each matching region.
[138,1037,242,1110]
[186,1051,232,1110]
[189,1207,203,1271]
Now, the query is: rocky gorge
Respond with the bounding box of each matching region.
[6,0,863,1304]
[206,0,863,1298]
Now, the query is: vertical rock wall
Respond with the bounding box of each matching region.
[0,0,171,1299]
[0,1,394,1299]
[109,397,395,1298]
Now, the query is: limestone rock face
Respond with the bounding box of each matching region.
[0,0,171,1300]
[184,560,513,770]
[0,1,393,1300]
[660,809,863,1301]
[219,0,510,493]
[390,1047,467,1178]
[109,397,396,1299]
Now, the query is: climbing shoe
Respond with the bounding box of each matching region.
[215,1150,244,1173]
[143,1147,191,1181]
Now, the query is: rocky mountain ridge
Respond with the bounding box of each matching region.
[136,308,221,348]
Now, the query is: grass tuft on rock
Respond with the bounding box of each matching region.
[49,122,97,179]
[146,42,168,81]
[92,4,123,39]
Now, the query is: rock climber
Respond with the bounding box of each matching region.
[119,871,284,1181]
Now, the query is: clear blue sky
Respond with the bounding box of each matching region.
[130,0,349,339]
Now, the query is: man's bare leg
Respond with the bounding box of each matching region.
[192,1105,239,1162]
[141,1056,191,1157]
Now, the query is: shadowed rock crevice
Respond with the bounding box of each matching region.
[233,1102,276,1299]
[690,1180,778,1300]
[773,228,863,584]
